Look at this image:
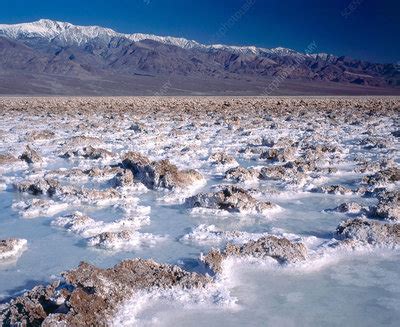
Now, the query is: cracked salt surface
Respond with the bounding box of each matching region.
[0,97,399,326]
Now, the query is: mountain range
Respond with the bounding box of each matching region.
[0,19,399,95]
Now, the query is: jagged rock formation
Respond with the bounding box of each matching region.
[311,185,353,195]
[122,152,203,189]
[203,236,308,273]
[336,218,400,246]
[0,238,27,261]
[185,186,275,214]
[0,259,211,326]
[334,202,363,214]
[375,191,400,221]
[224,166,259,183]
[16,178,60,196]
[363,167,400,186]
[208,152,238,166]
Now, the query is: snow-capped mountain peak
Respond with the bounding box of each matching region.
[0,19,72,38]
[0,19,123,46]
[0,19,300,56]
[0,19,204,49]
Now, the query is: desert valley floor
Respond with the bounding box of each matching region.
[0,96,399,326]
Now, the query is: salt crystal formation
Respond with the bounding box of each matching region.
[0,259,211,326]
[0,238,27,261]
[336,219,400,247]
[0,96,399,325]
[203,236,308,273]
[185,185,276,214]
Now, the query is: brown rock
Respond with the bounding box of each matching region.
[224,166,259,183]
[336,218,400,246]
[186,186,274,214]
[1,259,211,326]
[123,152,203,189]
[203,236,308,273]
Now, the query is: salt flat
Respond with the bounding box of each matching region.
[0,97,399,326]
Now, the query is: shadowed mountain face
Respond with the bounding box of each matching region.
[0,19,399,95]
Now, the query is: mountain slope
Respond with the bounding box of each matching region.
[0,19,398,95]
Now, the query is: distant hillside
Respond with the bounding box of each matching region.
[0,19,399,95]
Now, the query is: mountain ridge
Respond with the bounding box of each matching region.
[0,19,398,95]
[0,19,302,55]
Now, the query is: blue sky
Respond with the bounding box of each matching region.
[0,0,399,63]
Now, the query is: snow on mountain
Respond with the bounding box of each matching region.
[128,33,203,49]
[0,19,119,46]
[0,19,203,49]
[0,19,301,56]
[0,19,73,39]
[208,44,261,55]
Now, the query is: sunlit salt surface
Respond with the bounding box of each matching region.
[0,97,399,325]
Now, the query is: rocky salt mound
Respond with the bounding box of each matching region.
[51,211,158,251]
[51,211,98,235]
[15,176,139,208]
[336,218,400,248]
[0,239,27,261]
[0,153,18,165]
[185,186,276,214]
[0,259,211,326]
[12,199,69,218]
[63,135,102,148]
[375,191,400,221]
[0,97,399,325]
[362,167,400,186]
[62,145,114,160]
[334,202,364,214]
[224,166,259,183]
[112,169,135,188]
[260,146,296,163]
[208,152,237,165]
[202,236,308,273]
[208,152,239,171]
[122,152,203,190]
[25,130,55,142]
[58,187,124,205]
[311,185,354,195]
[181,224,269,245]
[19,145,43,164]
[16,178,61,196]
[86,230,163,250]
